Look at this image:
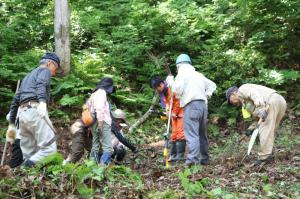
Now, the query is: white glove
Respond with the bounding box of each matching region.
[62,155,72,166]
[37,101,47,117]
[6,112,10,122]
[166,75,174,88]
[6,124,16,144]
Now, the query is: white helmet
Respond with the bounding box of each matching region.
[112,109,127,127]
[112,109,126,120]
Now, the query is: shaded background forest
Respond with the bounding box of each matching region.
[0,0,299,127]
[1,1,300,198]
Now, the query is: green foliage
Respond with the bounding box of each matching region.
[178,166,215,198]
[0,153,144,198]
[1,0,300,124]
[148,188,182,199]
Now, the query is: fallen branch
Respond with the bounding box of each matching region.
[129,94,159,133]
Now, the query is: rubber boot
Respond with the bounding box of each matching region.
[168,141,177,162]
[100,152,111,165]
[9,139,23,168]
[175,140,186,162]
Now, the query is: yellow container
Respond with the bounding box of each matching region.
[242,107,251,119]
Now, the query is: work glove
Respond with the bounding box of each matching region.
[258,108,268,121]
[131,148,139,159]
[62,155,72,166]
[243,129,253,136]
[166,75,174,88]
[6,112,10,122]
[37,101,47,117]
[6,124,17,144]
[160,115,168,121]
[163,131,169,140]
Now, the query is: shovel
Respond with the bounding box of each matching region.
[42,116,58,147]
[247,118,263,155]
[163,91,173,169]
[247,106,269,156]
[162,62,173,169]
[1,80,20,166]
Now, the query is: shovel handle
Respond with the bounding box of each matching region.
[43,116,57,134]
[1,141,8,166]
[1,80,21,166]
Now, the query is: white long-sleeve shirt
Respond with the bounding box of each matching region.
[172,63,216,107]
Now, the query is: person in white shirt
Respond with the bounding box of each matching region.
[166,54,216,166]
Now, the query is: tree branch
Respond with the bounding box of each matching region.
[128,94,159,133]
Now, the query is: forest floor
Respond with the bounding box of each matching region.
[0,109,299,198]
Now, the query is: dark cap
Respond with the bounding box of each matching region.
[41,52,60,68]
[95,77,115,94]
[150,76,163,89]
[225,86,238,104]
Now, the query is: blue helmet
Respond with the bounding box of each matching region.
[176,54,192,65]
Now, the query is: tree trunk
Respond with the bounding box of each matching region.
[128,94,159,133]
[54,0,71,74]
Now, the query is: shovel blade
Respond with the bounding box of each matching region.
[247,128,259,155]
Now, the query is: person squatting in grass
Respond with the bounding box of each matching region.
[63,109,139,165]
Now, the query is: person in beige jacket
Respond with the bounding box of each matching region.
[226,84,286,166]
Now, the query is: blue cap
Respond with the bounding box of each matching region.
[225,86,238,104]
[41,52,60,68]
[176,54,192,65]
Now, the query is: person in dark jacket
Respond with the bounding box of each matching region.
[63,109,138,165]
[6,52,61,167]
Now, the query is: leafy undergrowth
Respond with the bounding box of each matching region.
[0,112,299,198]
[0,153,144,198]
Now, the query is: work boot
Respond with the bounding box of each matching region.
[175,140,186,162]
[168,142,177,162]
[252,156,274,167]
[100,152,111,165]
[9,139,23,168]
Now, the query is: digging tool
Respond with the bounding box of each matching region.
[162,63,173,169]
[1,80,20,166]
[0,142,8,166]
[42,116,58,147]
[247,106,269,156]
[247,118,263,155]
[163,93,173,169]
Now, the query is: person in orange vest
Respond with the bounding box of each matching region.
[150,76,186,162]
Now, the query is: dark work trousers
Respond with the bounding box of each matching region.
[183,100,209,164]
[70,130,92,163]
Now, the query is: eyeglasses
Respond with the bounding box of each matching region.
[51,61,59,69]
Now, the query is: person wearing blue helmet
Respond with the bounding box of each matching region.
[166,54,216,166]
